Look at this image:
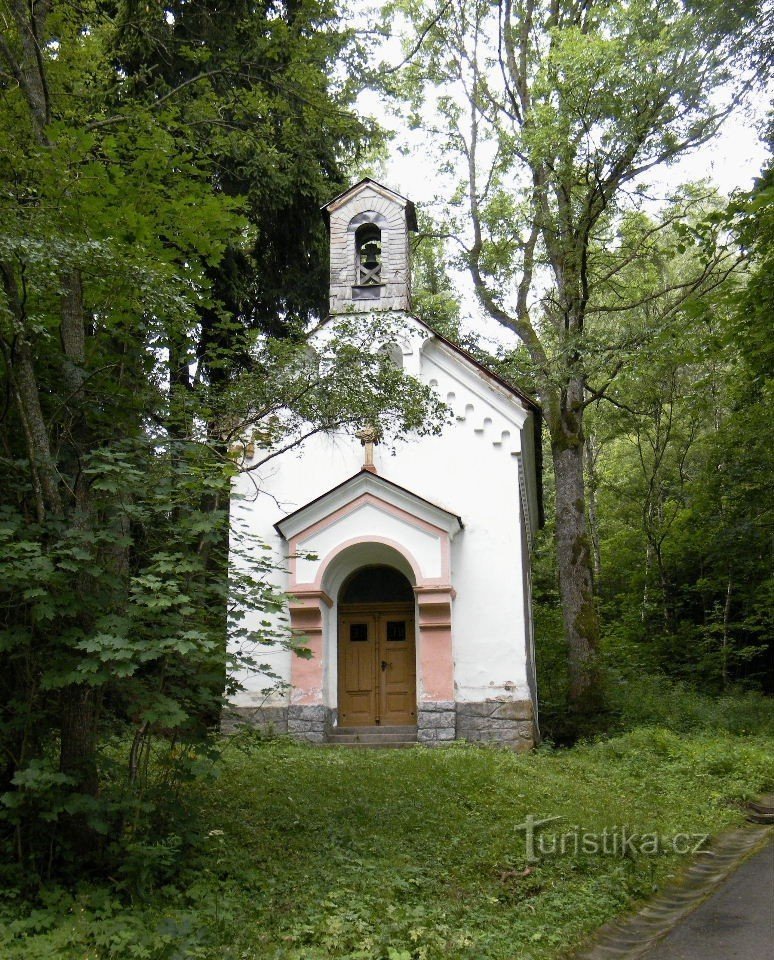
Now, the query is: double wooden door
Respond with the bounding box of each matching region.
[338,603,416,726]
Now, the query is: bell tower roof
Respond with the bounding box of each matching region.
[322,178,417,314]
[321,178,418,231]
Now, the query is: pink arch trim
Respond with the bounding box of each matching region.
[287,491,453,585]
[312,535,423,593]
[291,491,451,545]
[284,489,457,706]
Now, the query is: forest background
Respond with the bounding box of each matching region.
[0,0,771,909]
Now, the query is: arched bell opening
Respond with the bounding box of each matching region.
[354,223,383,287]
[336,562,417,728]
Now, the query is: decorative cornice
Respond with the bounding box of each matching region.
[287,590,333,608]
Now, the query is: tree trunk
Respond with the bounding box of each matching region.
[654,541,672,633]
[57,271,104,858]
[642,541,652,622]
[549,396,602,716]
[10,338,64,519]
[58,685,102,861]
[198,478,230,729]
[59,685,100,797]
[721,573,732,690]
[0,260,63,520]
[584,434,602,581]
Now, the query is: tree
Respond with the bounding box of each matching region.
[108,0,382,343]
[390,0,758,719]
[411,217,463,338]
[581,163,774,694]
[102,0,386,696]
[0,0,444,875]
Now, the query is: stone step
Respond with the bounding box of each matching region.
[329,732,418,744]
[334,725,417,736]
[320,741,419,749]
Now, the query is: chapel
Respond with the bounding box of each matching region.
[227,178,542,748]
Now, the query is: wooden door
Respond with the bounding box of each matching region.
[338,614,378,726]
[338,604,416,726]
[378,614,416,725]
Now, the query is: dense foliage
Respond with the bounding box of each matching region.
[528,158,774,740]
[388,0,765,721]
[0,3,771,953]
[0,0,446,878]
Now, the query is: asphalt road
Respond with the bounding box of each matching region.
[641,838,774,960]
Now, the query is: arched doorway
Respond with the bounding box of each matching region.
[337,565,417,727]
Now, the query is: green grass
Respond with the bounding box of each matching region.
[605,676,774,736]
[1,726,772,959]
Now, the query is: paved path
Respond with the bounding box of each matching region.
[640,837,773,960]
[574,823,773,960]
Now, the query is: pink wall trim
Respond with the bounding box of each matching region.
[416,587,455,701]
[313,535,423,591]
[288,589,333,607]
[418,627,454,700]
[287,492,452,584]
[288,595,327,704]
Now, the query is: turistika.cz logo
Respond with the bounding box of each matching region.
[514,815,710,863]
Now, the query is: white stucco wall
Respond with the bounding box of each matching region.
[229,311,538,711]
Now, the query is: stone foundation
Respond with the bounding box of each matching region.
[221,705,335,741]
[287,705,334,743]
[220,705,288,736]
[456,700,535,751]
[224,700,535,749]
[417,700,456,745]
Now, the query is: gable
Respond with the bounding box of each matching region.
[275,469,462,542]
[275,469,462,590]
[308,311,543,532]
[310,311,538,416]
[322,178,418,230]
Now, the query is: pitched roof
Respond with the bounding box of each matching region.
[410,316,544,527]
[321,178,418,231]
[309,312,544,526]
[313,309,539,415]
[411,314,540,415]
[274,469,463,540]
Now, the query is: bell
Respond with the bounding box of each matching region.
[361,241,380,268]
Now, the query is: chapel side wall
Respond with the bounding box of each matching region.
[410,340,535,747]
[379,409,534,747]
[415,342,532,689]
[225,472,291,732]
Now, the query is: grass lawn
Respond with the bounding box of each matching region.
[1,726,772,959]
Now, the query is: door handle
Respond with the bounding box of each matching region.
[381,660,391,672]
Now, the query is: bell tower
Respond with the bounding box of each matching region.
[322,178,418,315]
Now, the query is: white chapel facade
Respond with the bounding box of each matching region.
[228,178,543,748]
